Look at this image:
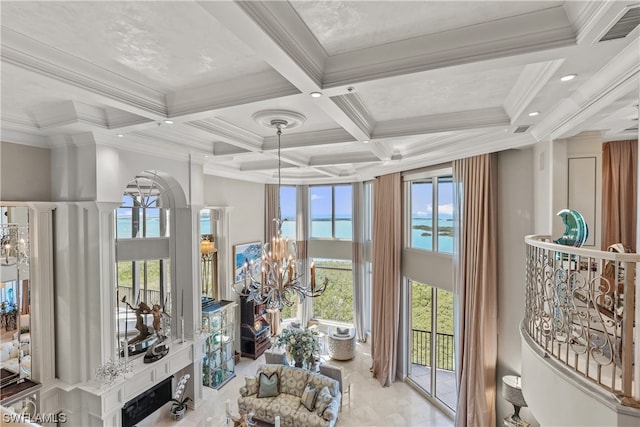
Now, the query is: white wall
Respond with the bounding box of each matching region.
[203,174,265,290]
[497,148,537,425]
[1,141,52,201]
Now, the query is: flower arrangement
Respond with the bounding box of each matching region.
[170,374,192,420]
[275,327,320,368]
[94,358,132,387]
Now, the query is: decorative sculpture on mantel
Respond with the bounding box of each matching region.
[120,296,170,363]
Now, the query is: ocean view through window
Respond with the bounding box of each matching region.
[310,185,352,239]
[409,175,453,253]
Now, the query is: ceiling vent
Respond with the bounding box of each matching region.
[600,7,640,42]
[624,126,639,132]
[514,125,531,134]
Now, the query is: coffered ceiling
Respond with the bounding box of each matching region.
[1,1,638,184]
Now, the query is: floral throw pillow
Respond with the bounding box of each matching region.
[245,376,258,396]
[300,384,318,411]
[257,372,279,398]
[315,386,333,416]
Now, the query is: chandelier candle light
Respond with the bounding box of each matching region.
[233,111,328,311]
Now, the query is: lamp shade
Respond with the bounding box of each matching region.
[502,375,527,408]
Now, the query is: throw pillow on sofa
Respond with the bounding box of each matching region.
[315,386,332,416]
[336,327,349,336]
[300,384,318,411]
[245,376,259,396]
[258,372,279,398]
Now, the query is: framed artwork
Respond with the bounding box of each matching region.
[233,241,262,283]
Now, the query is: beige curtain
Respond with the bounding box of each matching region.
[453,154,498,427]
[21,280,29,315]
[352,182,367,342]
[264,184,279,244]
[602,140,637,251]
[371,173,401,387]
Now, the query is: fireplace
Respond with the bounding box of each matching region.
[121,376,172,427]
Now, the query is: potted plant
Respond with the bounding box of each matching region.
[170,374,192,421]
[275,327,320,368]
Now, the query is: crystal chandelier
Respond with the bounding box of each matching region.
[232,116,328,311]
[0,224,28,267]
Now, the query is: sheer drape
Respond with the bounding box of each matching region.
[371,173,401,387]
[602,140,637,251]
[296,185,312,325]
[352,182,367,342]
[453,154,498,427]
[264,184,279,244]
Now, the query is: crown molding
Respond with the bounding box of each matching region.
[198,0,325,91]
[187,118,263,153]
[367,141,394,162]
[571,0,619,45]
[239,160,296,172]
[532,37,640,140]
[0,128,50,148]
[233,0,326,86]
[309,151,380,167]
[167,69,300,119]
[331,93,375,137]
[262,128,355,151]
[503,60,565,124]
[1,26,167,119]
[323,7,575,88]
[373,107,509,139]
[1,115,39,134]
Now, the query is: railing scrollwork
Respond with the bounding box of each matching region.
[524,235,638,405]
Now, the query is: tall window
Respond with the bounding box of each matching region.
[310,185,352,240]
[280,186,296,239]
[408,280,456,411]
[408,174,453,253]
[115,173,172,348]
[311,259,353,323]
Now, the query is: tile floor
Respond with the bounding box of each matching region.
[138,340,454,427]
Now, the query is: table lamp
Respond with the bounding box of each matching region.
[502,375,527,424]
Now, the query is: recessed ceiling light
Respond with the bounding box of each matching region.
[310,92,323,98]
[204,154,209,158]
[528,111,540,117]
[164,120,174,124]
[363,140,369,144]
[560,74,577,82]
[116,134,124,138]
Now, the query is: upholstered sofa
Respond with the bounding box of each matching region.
[0,337,30,377]
[238,364,341,427]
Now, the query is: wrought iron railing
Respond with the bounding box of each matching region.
[524,235,639,404]
[412,329,455,371]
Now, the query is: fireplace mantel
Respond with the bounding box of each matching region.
[44,334,208,426]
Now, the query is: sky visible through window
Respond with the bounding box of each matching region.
[411,178,454,252]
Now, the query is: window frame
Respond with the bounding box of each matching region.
[309,184,353,241]
[404,168,453,254]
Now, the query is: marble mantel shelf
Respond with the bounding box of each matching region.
[47,333,209,424]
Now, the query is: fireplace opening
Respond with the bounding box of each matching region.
[122,376,173,427]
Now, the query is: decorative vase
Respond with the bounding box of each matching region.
[293,354,304,368]
[171,407,186,421]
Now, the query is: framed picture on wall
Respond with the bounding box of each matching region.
[233,242,262,283]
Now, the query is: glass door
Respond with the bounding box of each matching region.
[408,280,457,412]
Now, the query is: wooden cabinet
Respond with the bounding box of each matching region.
[239,296,271,359]
[202,300,236,389]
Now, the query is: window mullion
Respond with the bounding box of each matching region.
[433,177,438,252]
[332,186,336,239]
[430,287,437,394]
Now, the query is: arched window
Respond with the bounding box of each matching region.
[115,171,173,349]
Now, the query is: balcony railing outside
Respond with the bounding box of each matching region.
[412,329,455,371]
[524,235,638,404]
